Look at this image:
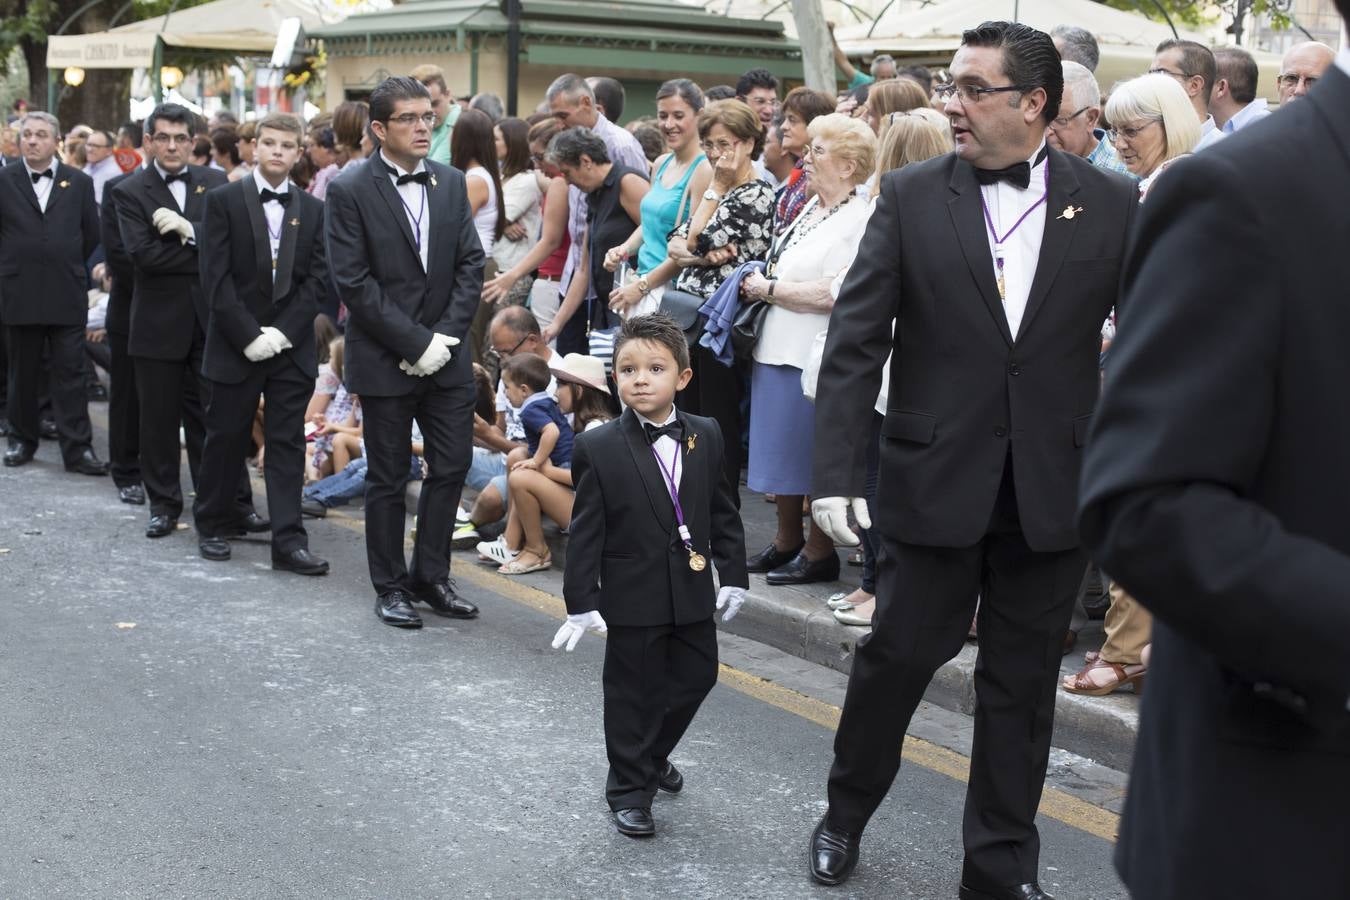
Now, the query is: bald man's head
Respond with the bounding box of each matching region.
[1277,41,1334,104]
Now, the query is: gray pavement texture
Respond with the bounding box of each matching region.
[1,439,1127,899]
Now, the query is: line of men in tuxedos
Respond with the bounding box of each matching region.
[1,110,109,475]
[807,22,1137,900]
[324,76,486,627]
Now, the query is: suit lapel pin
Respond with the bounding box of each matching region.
[58,179,70,188]
[430,174,438,188]
[687,433,697,453]
[289,217,300,227]
[1056,204,1083,220]
[195,184,205,194]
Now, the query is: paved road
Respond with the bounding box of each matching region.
[1,442,1127,898]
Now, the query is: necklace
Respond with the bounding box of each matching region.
[779,193,853,255]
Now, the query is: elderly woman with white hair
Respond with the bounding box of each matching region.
[1104,72,1201,200]
[738,113,877,585]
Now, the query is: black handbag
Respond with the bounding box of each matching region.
[658,288,707,346]
[730,297,770,361]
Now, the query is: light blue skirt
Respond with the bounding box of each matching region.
[747,361,815,496]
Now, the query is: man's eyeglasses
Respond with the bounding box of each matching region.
[1106,117,1162,142]
[487,334,530,361]
[934,82,1030,104]
[1277,72,1318,91]
[1147,67,1191,82]
[1049,106,1091,129]
[387,113,437,128]
[152,133,192,146]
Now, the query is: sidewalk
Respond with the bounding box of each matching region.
[448,479,1141,773]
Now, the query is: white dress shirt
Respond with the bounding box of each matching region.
[380,150,430,272]
[637,407,681,492]
[154,160,187,211]
[24,158,57,213]
[979,143,1048,340]
[1195,115,1226,152]
[253,167,288,281]
[1222,99,1270,133]
[1337,44,1350,79]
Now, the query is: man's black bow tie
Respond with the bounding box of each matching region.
[973,145,1049,190]
[162,170,189,185]
[396,170,431,187]
[30,170,53,183]
[260,188,291,206]
[644,420,685,444]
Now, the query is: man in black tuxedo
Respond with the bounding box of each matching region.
[805,22,1137,897]
[101,163,146,505]
[194,113,328,576]
[325,76,486,628]
[1079,16,1350,898]
[113,103,260,539]
[0,110,108,474]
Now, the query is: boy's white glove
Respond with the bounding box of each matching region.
[259,326,292,355]
[243,332,278,362]
[152,207,194,244]
[812,497,871,546]
[399,333,459,376]
[551,611,608,651]
[716,586,747,622]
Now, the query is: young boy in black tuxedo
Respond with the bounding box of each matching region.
[554,313,748,838]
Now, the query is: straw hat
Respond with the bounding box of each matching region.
[550,352,610,394]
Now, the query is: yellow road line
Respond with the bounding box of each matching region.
[326,512,1120,842]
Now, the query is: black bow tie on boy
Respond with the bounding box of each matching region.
[973,145,1049,190]
[260,188,291,206]
[30,169,53,183]
[644,420,685,444]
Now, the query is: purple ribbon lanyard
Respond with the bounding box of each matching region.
[979,157,1049,298]
[650,443,695,551]
[398,184,427,253]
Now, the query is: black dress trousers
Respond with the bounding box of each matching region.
[677,343,744,501]
[6,323,94,463]
[105,326,141,488]
[826,456,1086,890]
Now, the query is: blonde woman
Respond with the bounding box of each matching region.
[1104,72,1201,200]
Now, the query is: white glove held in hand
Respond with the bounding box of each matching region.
[243,332,278,362]
[259,326,292,355]
[812,497,872,547]
[399,334,459,376]
[152,207,194,244]
[716,586,747,622]
[551,611,607,651]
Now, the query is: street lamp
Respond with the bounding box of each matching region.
[63,66,86,87]
[161,66,184,90]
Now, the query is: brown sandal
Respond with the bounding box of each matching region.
[1062,658,1146,696]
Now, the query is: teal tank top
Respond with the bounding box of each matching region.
[636,152,704,275]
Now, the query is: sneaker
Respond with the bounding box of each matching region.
[456,504,474,525]
[451,521,480,549]
[476,536,518,566]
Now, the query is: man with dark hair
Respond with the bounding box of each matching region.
[195,112,329,575]
[325,76,487,628]
[1,111,107,474]
[898,64,934,96]
[1211,47,1269,131]
[410,63,456,164]
[1080,3,1350,895]
[1151,39,1225,150]
[113,103,258,538]
[703,85,736,101]
[736,67,780,129]
[807,21,1137,896]
[585,77,626,124]
[1050,24,1099,72]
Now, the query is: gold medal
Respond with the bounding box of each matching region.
[688,551,707,572]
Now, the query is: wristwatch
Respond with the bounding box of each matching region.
[703,188,720,202]
[766,279,777,302]
[637,275,650,294]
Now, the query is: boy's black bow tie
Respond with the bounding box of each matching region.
[644,421,684,444]
[260,188,291,206]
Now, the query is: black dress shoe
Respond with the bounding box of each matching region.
[146,515,177,538]
[64,448,110,476]
[273,547,330,576]
[958,882,1054,900]
[613,807,655,837]
[118,484,147,505]
[3,442,36,467]
[746,541,804,574]
[657,761,683,794]
[766,551,841,586]
[809,813,860,886]
[300,499,328,518]
[411,580,479,619]
[39,419,58,440]
[240,512,271,533]
[199,536,231,561]
[376,591,423,629]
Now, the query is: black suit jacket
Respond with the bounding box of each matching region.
[813,148,1137,552]
[199,179,326,384]
[112,163,227,360]
[564,409,748,627]
[324,156,485,397]
[1079,68,1350,898]
[0,160,99,326]
[101,169,137,336]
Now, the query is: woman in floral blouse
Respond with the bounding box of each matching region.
[667,99,775,493]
